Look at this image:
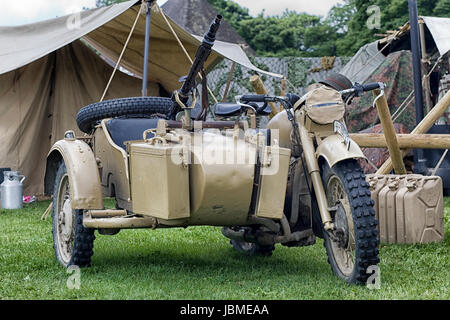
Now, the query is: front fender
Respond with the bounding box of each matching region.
[316,134,366,168]
[45,139,103,210]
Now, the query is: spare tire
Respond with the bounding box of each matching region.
[76,97,173,133]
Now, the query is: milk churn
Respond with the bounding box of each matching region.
[1,171,26,210]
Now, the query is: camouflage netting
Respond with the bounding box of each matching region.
[358,123,413,174]
[207,56,351,103]
[437,74,450,125]
[346,50,415,133]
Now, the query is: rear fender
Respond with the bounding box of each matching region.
[44,139,103,210]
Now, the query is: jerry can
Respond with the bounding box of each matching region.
[366,174,444,244]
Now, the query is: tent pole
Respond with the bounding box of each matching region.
[408,0,426,174]
[142,1,155,97]
[419,19,432,114]
[222,62,235,102]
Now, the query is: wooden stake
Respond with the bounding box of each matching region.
[279,78,286,111]
[377,90,450,174]
[222,62,236,102]
[250,75,278,118]
[350,133,450,149]
[41,202,52,221]
[373,89,406,174]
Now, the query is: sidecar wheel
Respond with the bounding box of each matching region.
[52,161,95,268]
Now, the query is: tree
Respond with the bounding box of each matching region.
[208,0,252,31]
[98,0,450,57]
[433,0,450,16]
[238,11,339,57]
[328,0,448,56]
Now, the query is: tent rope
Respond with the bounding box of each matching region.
[432,149,449,176]
[391,55,443,122]
[99,3,143,102]
[155,4,219,104]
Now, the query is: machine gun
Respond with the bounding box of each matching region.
[169,15,222,121]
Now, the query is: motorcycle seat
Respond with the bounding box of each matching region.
[105,117,160,150]
[214,103,243,116]
[214,102,272,117]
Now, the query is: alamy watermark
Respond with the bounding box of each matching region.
[366,5,381,30]
[366,265,381,289]
[66,265,81,290]
[163,126,284,176]
[66,12,82,30]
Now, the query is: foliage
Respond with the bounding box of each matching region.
[208,0,450,57]
[333,0,450,56]
[208,0,252,29]
[97,0,450,57]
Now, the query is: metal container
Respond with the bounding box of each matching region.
[129,141,190,220]
[366,174,444,244]
[255,145,291,219]
[1,171,26,210]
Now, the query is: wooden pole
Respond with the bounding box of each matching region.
[419,20,432,113]
[373,89,406,174]
[279,78,286,111]
[250,75,278,118]
[377,90,450,174]
[350,133,450,149]
[222,62,236,102]
[280,78,286,96]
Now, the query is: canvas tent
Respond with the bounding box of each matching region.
[342,16,450,133]
[340,41,387,85]
[345,50,415,133]
[342,16,450,85]
[0,0,282,195]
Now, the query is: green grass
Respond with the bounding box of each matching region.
[0,198,449,300]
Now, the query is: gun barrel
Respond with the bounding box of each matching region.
[204,15,222,43]
[170,15,222,119]
[179,16,222,96]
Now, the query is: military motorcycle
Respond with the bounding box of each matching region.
[45,15,379,284]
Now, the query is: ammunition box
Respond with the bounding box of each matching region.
[129,142,190,220]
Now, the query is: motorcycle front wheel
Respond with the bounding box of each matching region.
[319,159,380,284]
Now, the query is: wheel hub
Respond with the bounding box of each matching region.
[326,175,356,277]
[55,174,75,265]
[61,198,73,241]
[334,203,349,249]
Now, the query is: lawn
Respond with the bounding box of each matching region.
[0,198,449,300]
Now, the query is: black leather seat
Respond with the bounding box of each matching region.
[106,118,160,150]
[214,102,272,116]
[214,103,243,116]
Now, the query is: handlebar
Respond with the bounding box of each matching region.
[339,82,384,96]
[237,82,385,108]
[239,94,268,103]
[361,82,382,92]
